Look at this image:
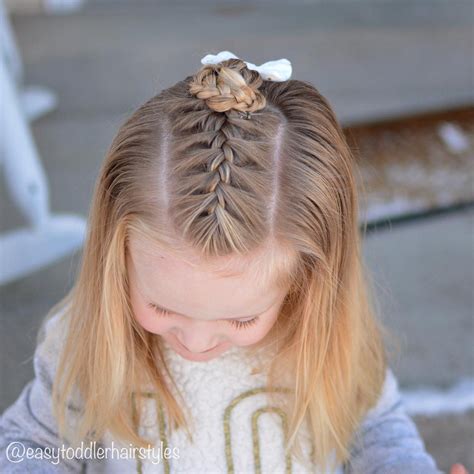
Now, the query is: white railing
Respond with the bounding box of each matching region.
[0,0,87,285]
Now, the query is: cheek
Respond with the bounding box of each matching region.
[129,286,170,335]
[133,306,171,335]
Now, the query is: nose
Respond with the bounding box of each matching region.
[176,321,220,353]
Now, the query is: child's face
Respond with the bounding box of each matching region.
[126,235,289,362]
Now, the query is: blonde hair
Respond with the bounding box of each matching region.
[42,57,393,472]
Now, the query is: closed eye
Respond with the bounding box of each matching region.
[147,302,259,330]
[228,318,259,329]
[147,303,172,316]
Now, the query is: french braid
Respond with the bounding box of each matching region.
[161,58,283,256]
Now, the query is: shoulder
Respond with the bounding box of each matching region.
[35,304,71,380]
[346,367,442,473]
[38,304,70,349]
[363,367,402,423]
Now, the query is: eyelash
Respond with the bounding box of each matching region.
[147,303,259,330]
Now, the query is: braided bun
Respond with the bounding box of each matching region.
[188,58,266,113]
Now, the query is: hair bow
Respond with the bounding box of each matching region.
[200,50,292,82]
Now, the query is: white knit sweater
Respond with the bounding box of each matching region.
[0,311,442,473]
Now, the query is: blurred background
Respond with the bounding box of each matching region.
[0,0,473,471]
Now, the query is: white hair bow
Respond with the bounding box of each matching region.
[200,50,292,82]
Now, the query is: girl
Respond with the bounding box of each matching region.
[0,51,449,473]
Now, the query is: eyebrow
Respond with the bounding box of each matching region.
[149,301,269,321]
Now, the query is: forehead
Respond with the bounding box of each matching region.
[126,234,294,318]
[128,234,282,287]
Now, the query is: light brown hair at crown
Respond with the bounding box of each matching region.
[43,56,391,473]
